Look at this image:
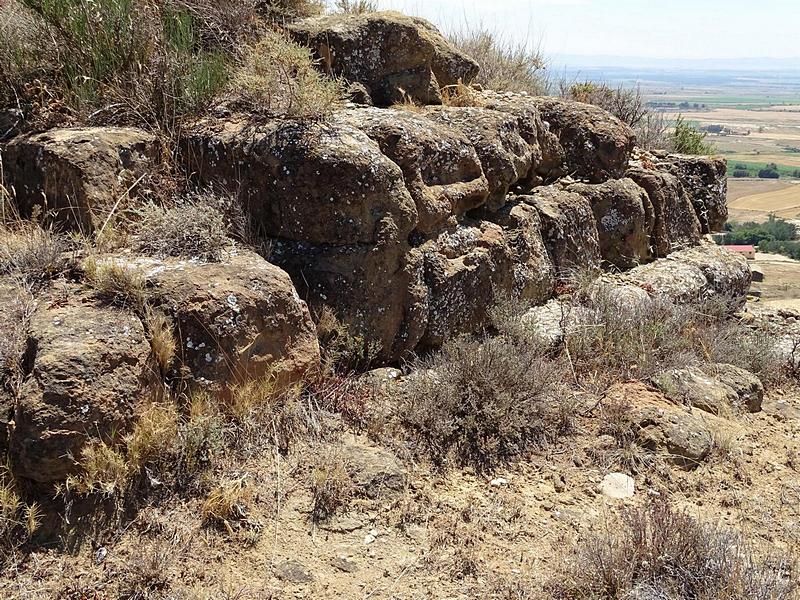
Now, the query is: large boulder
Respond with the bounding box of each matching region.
[424,106,541,210]
[651,367,740,416]
[184,117,417,246]
[335,108,488,233]
[529,97,635,183]
[516,186,601,276]
[10,284,159,482]
[568,178,654,270]
[287,12,477,106]
[121,251,320,389]
[655,154,728,233]
[626,165,701,256]
[3,127,160,231]
[623,244,751,306]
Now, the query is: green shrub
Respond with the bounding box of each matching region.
[672,115,716,155]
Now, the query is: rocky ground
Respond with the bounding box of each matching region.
[1,7,799,600]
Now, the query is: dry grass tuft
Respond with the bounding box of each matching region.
[201,478,252,532]
[0,221,66,284]
[258,0,324,21]
[133,197,231,261]
[83,258,147,310]
[309,451,354,523]
[315,305,380,374]
[333,0,376,14]
[144,309,177,373]
[0,466,42,562]
[441,80,485,108]
[447,28,547,95]
[553,500,798,599]
[231,28,346,120]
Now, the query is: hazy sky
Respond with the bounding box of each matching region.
[373,0,800,60]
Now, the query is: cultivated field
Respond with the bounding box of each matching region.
[728,178,800,222]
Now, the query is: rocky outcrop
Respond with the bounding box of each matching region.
[424,106,542,210]
[568,178,653,270]
[656,154,728,233]
[623,244,751,306]
[10,284,159,483]
[335,108,488,233]
[529,97,636,183]
[3,127,160,231]
[287,12,478,107]
[122,251,320,389]
[516,186,601,275]
[626,165,701,256]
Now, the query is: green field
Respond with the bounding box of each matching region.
[726,160,800,179]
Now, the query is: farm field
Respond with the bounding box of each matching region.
[727,178,800,222]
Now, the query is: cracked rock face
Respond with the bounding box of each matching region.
[10,283,159,483]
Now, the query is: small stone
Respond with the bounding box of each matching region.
[599,473,635,499]
[275,560,314,583]
[490,477,508,487]
[330,556,359,573]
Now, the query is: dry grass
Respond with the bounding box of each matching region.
[231,28,346,120]
[257,0,324,21]
[133,197,231,261]
[333,0,376,14]
[200,477,252,532]
[144,308,177,373]
[0,283,34,397]
[399,334,573,471]
[554,500,798,599]
[447,28,547,95]
[315,305,381,374]
[82,257,147,310]
[0,466,42,563]
[0,221,66,284]
[441,81,485,108]
[309,451,354,523]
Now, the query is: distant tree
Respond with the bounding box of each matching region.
[732,169,750,178]
[758,163,780,179]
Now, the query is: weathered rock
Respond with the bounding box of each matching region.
[288,12,476,106]
[336,107,488,233]
[419,207,554,347]
[623,244,751,306]
[424,106,540,210]
[530,97,635,182]
[3,127,160,231]
[704,363,764,413]
[599,473,635,499]
[275,560,314,583]
[626,165,701,256]
[125,251,320,388]
[10,284,159,482]
[517,186,601,275]
[652,366,739,416]
[568,178,654,270]
[478,94,566,182]
[184,117,417,246]
[521,298,591,348]
[340,444,406,499]
[656,154,728,233]
[330,556,359,573]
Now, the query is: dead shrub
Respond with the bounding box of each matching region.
[399,335,572,471]
[333,0,376,14]
[447,28,547,95]
[144,309,177,373]
[257,0,324,21]
[133,197,231,261]
[0,221,66,283]
[309,451,354,523]
[553,499,798,599]
[315,305,381,374]
[231,28,345,120]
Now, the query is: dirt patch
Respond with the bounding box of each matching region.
[728,179,800,222]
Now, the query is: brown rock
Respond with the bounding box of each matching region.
[336,107,488,233]
[651,367,739,416]
[517,186,601,275]
[340,444,407,499]
[530,97,635,183]
[656,154,728,233]
[10,285,159,482]
[288,12,477,106]
[3,127,160,231]
[626,165,701,256]
[568,178,654,269]
[125,251,320,389]
[704,363,764,413]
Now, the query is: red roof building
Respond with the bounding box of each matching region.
[724,245,756,260]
